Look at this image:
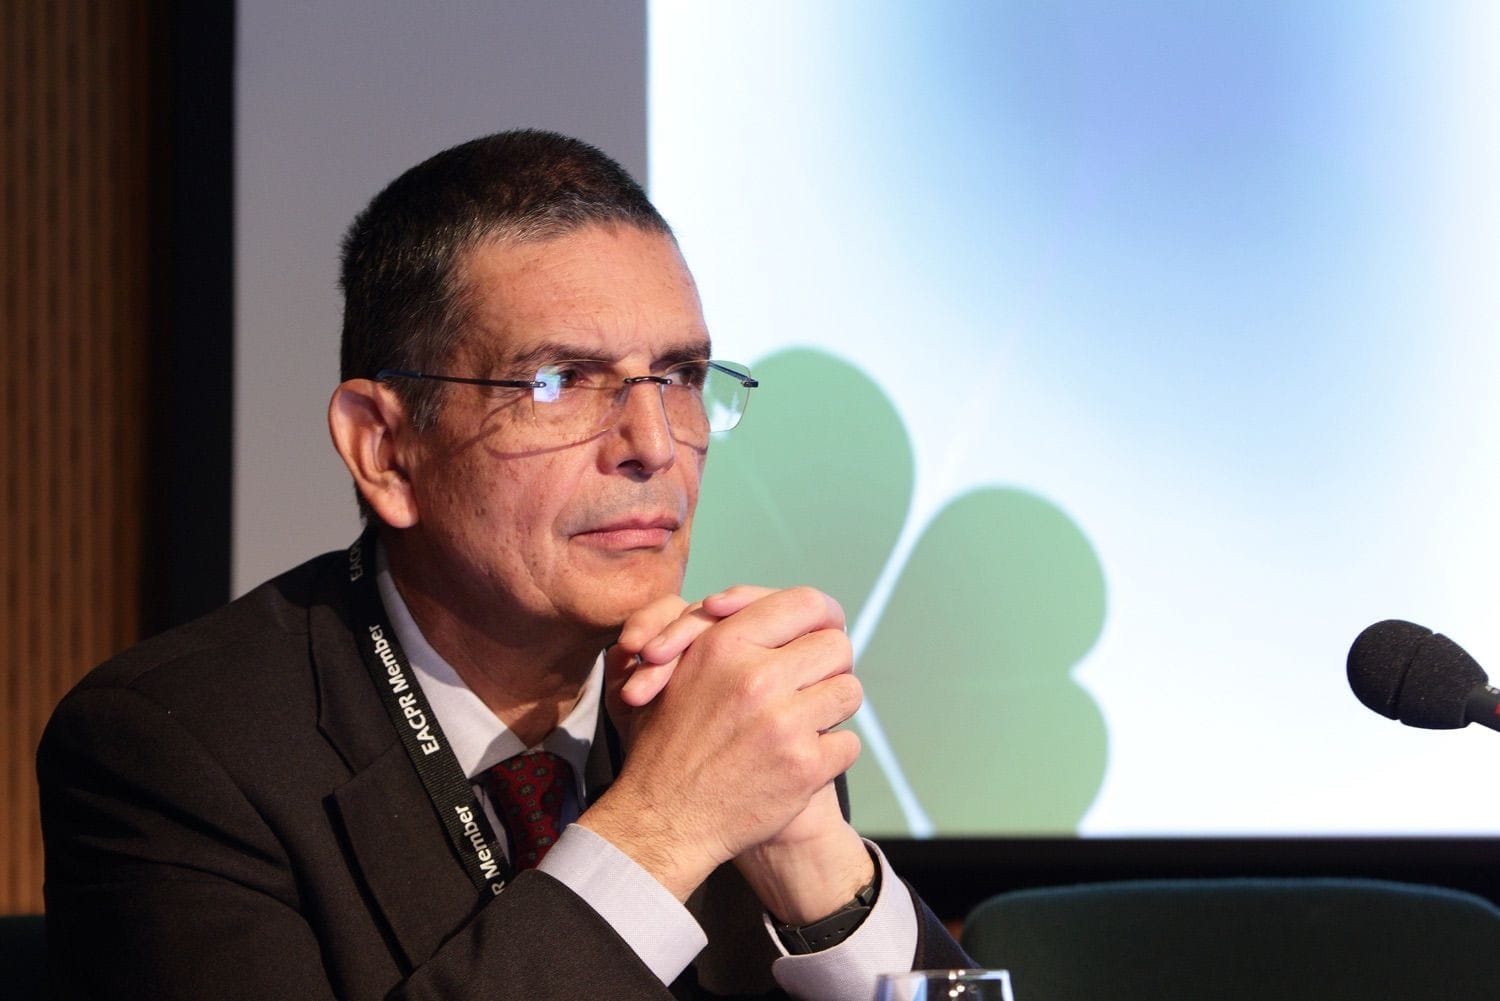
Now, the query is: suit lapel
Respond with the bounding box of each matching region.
[329,742,481,969]
[307,554,480,970]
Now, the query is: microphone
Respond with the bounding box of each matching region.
[1347,620,1500,733]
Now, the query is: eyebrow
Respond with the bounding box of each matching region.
[654,340,714,369]
[486,337,714,375]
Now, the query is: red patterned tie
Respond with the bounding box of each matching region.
[483,750,574,869]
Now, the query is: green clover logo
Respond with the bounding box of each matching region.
[684,349,1108,835]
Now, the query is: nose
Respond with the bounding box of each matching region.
[604,378,677,476]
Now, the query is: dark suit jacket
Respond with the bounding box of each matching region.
[38,549,968,999]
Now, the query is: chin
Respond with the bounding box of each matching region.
[572,568,684,628]
[562,599,648,638]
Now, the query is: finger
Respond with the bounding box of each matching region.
[617,596,724,706]
[699,584,780,619]
[640,584,779,664]
[617,589,765,707]
[619,658,676,707]
[603,641,638,680]
[817,727,862,775]
[604,644,656,710]
[638,601,725,665]
[704,586,847,652]
[615,594,693,654]
[795,672,864,735]
[612,614,687,707]
[773,628,855,692]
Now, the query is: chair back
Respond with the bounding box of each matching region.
[0,914,46,1001]
[961,877,1500,1001]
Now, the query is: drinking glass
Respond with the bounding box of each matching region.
[873,969,1015,1001]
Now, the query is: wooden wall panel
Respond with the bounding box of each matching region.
[1,0,151,915]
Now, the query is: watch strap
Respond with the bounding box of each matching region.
[772,866,880,955]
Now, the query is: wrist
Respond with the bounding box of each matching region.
[736,821,874,925]
[772,852,879,954]
[577,788,722,902]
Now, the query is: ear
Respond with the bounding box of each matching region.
[328,379,421,528]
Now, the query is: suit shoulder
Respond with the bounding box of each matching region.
[69,547,347,700]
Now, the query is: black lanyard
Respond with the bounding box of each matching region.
[346,532,513,897]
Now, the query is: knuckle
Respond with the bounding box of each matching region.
[787,585,825,615]
[801,630,851,676]
[834,675,863,716]
[779,741,824,785]
[645,593,688,621]
[621,596,684,643]
[731,664,775,704]
[615,620,650,650]
[691,626,732,662]
[822,628,853,666]
[786,585,843,629]
[830,729,862,769]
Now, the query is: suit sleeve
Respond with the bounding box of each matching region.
[912,887,974,969]
[38,686,678,1001]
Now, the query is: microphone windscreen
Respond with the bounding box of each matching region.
[1347,619,1488,729]
[1398,632,1488,729]
[1347,619,1432,720]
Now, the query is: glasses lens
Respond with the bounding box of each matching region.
[532,363,567,404]
[529,361,613,438]
[522,359,754,443]
[701,362,752,434]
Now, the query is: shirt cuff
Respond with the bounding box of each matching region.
[766,840,919,1001]
[538,824,708,985]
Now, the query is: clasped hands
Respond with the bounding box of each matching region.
[576,585,875,925]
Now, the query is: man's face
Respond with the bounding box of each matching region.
[401,224,710,636]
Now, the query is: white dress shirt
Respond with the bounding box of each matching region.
[377,555,918,999]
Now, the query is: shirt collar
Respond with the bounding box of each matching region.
[374,543,600,798]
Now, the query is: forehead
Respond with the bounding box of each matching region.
[456,224,710,368]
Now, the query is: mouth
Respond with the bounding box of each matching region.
[571,514,681,552]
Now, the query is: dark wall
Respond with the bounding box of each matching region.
[143,0,234,634]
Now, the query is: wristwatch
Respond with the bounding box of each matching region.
[772,865,880,955]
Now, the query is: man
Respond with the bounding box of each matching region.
[39,130,968,999]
